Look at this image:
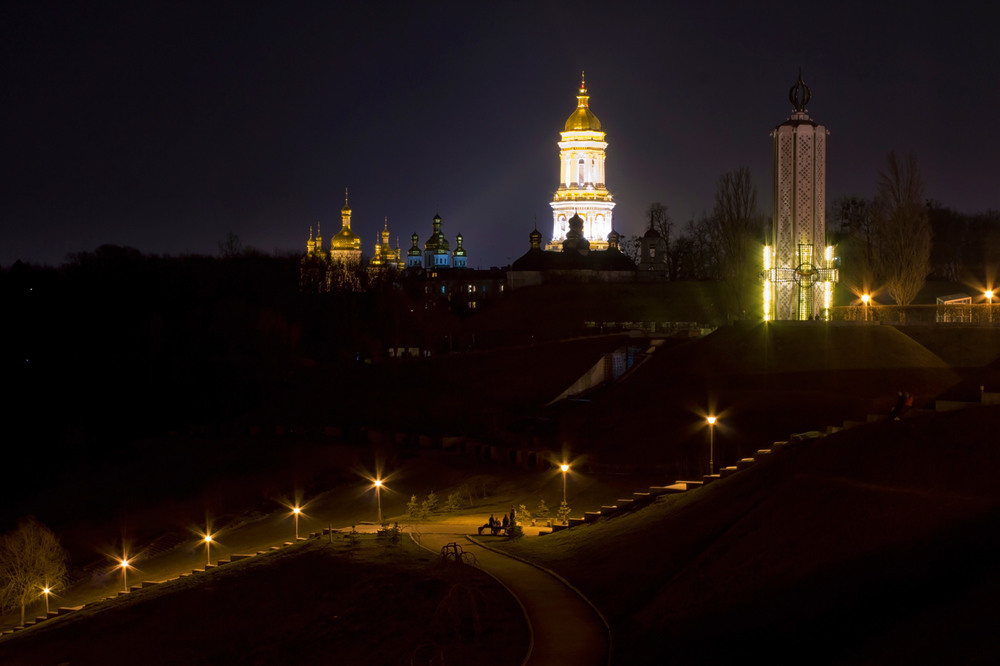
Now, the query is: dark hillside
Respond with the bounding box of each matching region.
[555,323,961,469]
[501,406,1000,664]
[892,324,1000,368]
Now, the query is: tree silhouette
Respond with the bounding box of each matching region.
[0,517,67,626]
[708,167,765,318]
[874,152,931,305]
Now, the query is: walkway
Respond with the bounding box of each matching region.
[416,525,609,666]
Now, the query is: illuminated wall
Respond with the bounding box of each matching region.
[548,75,615,251]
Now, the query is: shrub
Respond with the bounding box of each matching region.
[557,500,571,525]
[406,495,420,520]
[443,491,462,513]
[535,499,551,522]
[423,491,439,515]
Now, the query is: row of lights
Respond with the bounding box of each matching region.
[104,421,733,600]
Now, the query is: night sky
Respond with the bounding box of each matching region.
[3,1,998,269]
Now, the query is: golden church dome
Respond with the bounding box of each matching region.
[564,76,601,131]
[331,227,360,250]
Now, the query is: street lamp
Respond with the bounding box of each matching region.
[861,293,870,321]
[42,587,50,615]
[987,290,994,323]
[706,416,717,475]
[374,479,383,524]
[119,558,130,593]
[560,464,569,503]
[292,506,301,541]
[204,534,213,566]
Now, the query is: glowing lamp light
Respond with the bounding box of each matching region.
[560,464,569,473]
[861,294,870,304]
[119,558,130,592]
[706,416,717,475]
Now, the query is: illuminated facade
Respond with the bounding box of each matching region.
[763,72,838,320]
[548,75,615,251]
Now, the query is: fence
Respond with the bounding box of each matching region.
[831,304,998,324]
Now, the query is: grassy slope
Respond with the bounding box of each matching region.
[0,536,528,666]
[499,406,1000,664]
[562,323,964,466]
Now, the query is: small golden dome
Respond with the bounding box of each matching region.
[564,75,601,131]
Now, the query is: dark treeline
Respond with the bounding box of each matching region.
[1,245,480,540]
[834,197,1000,291]
[1,245,462,450]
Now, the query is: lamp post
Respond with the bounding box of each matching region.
[374,479,383,524]
[706,416,717,475]
[42,587,50,615]
[204,534,213,566]
[987,290,994,323]
[119,558,129,593]
[292,507,301,541]
[861,293,870,321]
[560,464,569,503]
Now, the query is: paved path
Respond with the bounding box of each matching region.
[417,526,609,666]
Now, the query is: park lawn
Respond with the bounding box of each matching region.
[0,535,528,666]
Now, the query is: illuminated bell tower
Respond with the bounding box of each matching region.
[548,74,615,251]
[764,71,838,320]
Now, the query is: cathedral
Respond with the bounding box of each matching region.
[763,71,838,320]
[301,196,471,293]
[548,74,615,251]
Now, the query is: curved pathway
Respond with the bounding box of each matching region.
[416,525,609,666]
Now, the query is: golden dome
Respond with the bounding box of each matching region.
[331,227,360,250]
[564,75,601,131]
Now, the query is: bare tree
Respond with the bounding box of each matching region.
[218,231,243,258]
[874,152,931,305]
[647,202,675,278]
[0,517,68,626]
[620,235,642,264]
[708,167,766,318]
[833,195,877,292]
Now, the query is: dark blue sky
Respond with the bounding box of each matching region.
[3,1,998,268]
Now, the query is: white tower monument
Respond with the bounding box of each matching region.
[548,74,615,250]
[763,71,838,320]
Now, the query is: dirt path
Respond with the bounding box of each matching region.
[416,526,610,666]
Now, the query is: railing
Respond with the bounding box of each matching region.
[830,304,998,324]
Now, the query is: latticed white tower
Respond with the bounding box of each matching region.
[548,74,615,250]
[763,71,838,320]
